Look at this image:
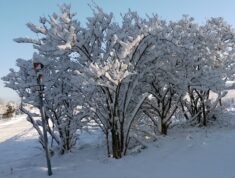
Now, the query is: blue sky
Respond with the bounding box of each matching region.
[1,0,235,102]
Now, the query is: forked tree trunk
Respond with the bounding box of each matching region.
[158,117,168,135]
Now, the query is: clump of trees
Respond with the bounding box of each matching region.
[2,4,235,159]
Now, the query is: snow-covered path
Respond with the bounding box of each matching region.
[0,116,34,142]
[1,116,235,178]
[0,116,39,177]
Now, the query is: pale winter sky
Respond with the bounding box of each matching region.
[1,0,235,102]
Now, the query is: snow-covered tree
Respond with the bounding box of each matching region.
[3,5,85,153]
[176,17,235,126]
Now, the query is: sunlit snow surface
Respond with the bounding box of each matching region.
[1,113,235,178]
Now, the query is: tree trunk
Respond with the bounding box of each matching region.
[161,122,168,135]
[202,103,207,126]
[105,131,111,157]
[111,128,122,159]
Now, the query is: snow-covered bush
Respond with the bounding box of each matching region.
[2,104,15,119]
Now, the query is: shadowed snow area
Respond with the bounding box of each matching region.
[1,115,235,178]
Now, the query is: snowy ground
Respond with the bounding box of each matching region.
[1,114,235,178]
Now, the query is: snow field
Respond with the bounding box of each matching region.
[1,115,235,178]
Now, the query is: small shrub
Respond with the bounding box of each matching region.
[2,104,15,119]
